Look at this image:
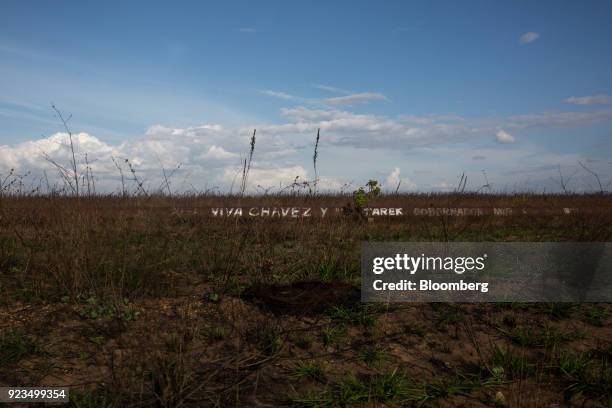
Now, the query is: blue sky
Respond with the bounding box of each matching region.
[1,1,612,192]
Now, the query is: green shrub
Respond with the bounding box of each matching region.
[352,179,381,209]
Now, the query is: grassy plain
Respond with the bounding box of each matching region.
[0,193,611,407]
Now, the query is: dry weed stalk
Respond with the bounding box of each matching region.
[578,161,611,194]
[552,165,578,194]
[240,129,256,195]
[313,128,320,193]
[50,103,79,196]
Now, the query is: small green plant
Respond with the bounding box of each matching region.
[503,325,582,348]
[489,366,506,383]
[89,335,106,346]
[489,345,536,379]
[77,296,140,322]
[421,377,477,401]
[288,370,422,407]
[322,325,347,348]
[369,369,417,401]
[359,344,387,367]
[585,306,610,327]
[292,360,326,382]
[335,373,370,406]
[557,351,612,401]
[543,302,577,319]
[557,352,592,379]
[201,325,228,342]
[313,255,348,282]
[204,292,220,302]
[352,179,381,210]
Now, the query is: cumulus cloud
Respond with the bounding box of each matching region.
[2,105,612,193]
[0,132,117,172]
[385,167,417,191]
[0,128,246,193]
[201,145,238,161]
[222,165,308,190]
[386,167,401,189]
[519,32,539,44]
[324,92,387,105]
[496,129,515,144]
[0,124,313,193]
[271,107,420,147]
[269,106,612,150]
[564,94,612,105]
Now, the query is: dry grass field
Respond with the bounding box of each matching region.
[1,193,611,407]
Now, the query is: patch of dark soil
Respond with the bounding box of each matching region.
[241,281,360,315]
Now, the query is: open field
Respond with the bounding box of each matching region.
[1,194,611,407]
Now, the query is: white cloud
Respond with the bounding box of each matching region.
[262,90,387,106]
[145,123,225,140]
[564,94,612,105]
[0,128,243,192]
[261,90,301,100]
[312,84,351,94]
[267,106,612,150]
[519,32,540,44]
[222,165,308,191]
[0,132,117,171]
[384,167,417,191]
[432,181,453,191]
[496,129,515,144]
[324,92,387,105]
[505,109,612,129]
[201,145,238,161]
[2,104,612,194]
[400,114,464,125]
[261,88,388,107]
[316,176,348,191]
[386,167,401,189]
[272,107,414,147]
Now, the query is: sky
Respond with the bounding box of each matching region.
[1,0,612,193]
